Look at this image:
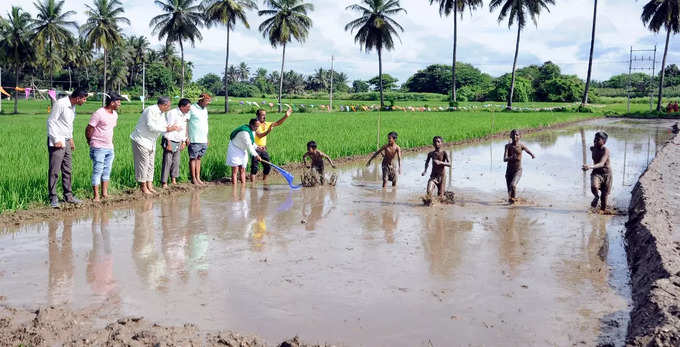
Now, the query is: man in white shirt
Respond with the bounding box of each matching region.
[47,88,89,208]
[130,97,178,195]
[161,98,191,188]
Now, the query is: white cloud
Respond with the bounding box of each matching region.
[1,0,677,83]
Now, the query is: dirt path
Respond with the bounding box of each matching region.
[625,133,680,346]
[0,305,323,346]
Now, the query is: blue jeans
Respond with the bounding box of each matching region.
[90,147,114,186]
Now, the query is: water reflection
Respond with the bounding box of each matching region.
[248,188,270,251]
[132,200,166,290]
[161,197,187,282]
[87,210,116,296]
[187,191,209,276]
[496,208,539,275]
[48,217,73,305]
[421,213,472,277]
[301,187,337,231]
[380,189,399,243]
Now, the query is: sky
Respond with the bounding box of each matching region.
[1,0,678,84]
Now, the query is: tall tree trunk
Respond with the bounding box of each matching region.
[378,47,384,108]
[507,24,521,109]
[451,5,458,103]
[103,49,108,107]
[85,66,89,89]
[180,40,185,98]
[225,27,230,113]
[657,27,671,112]
[68,68,72,90]
[49,40,53,88]
[278,43,286,112]
[582,0,598,105]
[14,66,19,114]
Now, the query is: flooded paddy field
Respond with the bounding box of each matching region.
[0,119,674,346]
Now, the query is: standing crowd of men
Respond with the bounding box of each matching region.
[46,89,289,208]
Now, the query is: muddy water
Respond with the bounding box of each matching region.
[0,119,674,346]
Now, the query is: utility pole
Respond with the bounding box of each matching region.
[650,46,657,112]
[627,46,632,113]
[142,62,146,110]
[329,55,334,112]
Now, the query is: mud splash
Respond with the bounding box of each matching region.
[0,119,675,346]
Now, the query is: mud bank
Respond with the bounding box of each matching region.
[625,133,680,346]
[0,305,325,347]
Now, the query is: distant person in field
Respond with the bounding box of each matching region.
[130,96,179,195]
[187,93,212,185]
[302,140,336,184]
[666,102,673,113]
[422,136,451,198]
[674,101,679,113]
[582,131,611,211]
[227,118,262,186]
[85,93,122,202]
[366,131,402,187]
[161,98,191,188]
[46,88,89,208]
[503,129,535,204]
[248,106,292,183]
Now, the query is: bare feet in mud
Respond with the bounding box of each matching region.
[162,183,169,189]
[592,207,626,215]
[591,197,599,208]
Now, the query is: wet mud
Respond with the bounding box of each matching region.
[625,133,680,346]
[0,119,675,346]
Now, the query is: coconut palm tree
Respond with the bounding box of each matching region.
[150,0,205,97]
[128,35,150,86]
[581,0,598,106]
[258,0,314,112]
[641,0,680,111]
[345,0,406,108]
[203,0,258,112]
[75,36,94,87]
[428,0,483,104]
[82,0,129,104]
[31,0,77,88]
[489,0,554,109]
[0,7,35,113]
[238,62,251,82]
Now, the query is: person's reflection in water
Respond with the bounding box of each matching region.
[186,190,209,277]
[422,212,471,276]
[132,200,167,290]
[496,207,535,275]
[48,217,74,305]
[86,210,116,297]
[381,189,399,243]
[248,188,270,251]
[161,197,187,283]
[301,187,336,231]
[586,215,609,277]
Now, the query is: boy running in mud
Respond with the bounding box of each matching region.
[503,129,535,204]
[302,141,336,184]
[422,136,450,198]
[366,131,402,187]
[582,131,611,211]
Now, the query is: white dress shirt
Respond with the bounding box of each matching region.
[232,130,258,157]
[163,108,189,143]
[130,105,168,150]
[46,96,76,146]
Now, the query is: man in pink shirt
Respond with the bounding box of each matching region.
[86,93,122,201]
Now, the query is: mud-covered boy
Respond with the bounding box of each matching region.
[366,131,402,187]
[302,140,335,184]
[582,131,611,211]
[503,129,535,204]
[422,136,450,197]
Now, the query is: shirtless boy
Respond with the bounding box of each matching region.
[582,131,611,211]
[503,129,535,204]
[422,136,451,197]
[366,131,402,187]
[302,140,336,184]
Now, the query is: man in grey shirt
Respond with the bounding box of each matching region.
[46,88,89,208]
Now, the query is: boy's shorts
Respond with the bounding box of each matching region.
[591,172,612,194]
[189,143,207,159]
[382,162,396,182]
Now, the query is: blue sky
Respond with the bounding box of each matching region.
[2,0,678,84]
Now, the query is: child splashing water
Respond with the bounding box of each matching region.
[503,129,535,204]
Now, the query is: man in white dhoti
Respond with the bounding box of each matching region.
[227,118,262,186]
